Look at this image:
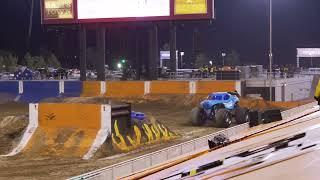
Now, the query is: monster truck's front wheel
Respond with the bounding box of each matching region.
[235,107,250,124]
[191,107,206,126]
[215,109,232,128]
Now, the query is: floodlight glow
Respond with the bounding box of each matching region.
[78,0,170,19]
[297,48,320,57]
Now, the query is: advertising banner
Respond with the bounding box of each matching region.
[43,0,74,20]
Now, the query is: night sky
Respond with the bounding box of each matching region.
[1,0,320,66]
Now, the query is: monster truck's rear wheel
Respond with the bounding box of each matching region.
[235,107,250,124]
[215,109,232,128]
[191,107,206,126]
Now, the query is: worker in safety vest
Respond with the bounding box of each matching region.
[314,80,320,105]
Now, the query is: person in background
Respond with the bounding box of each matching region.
[314,79,320,105]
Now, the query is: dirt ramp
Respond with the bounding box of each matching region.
[22,103,102,158]
[0,116,28,154]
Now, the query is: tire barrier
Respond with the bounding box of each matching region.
[20,81,60,103]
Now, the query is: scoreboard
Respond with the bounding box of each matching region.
[41,0,214,24]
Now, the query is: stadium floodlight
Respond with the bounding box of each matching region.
[117,63,122,69]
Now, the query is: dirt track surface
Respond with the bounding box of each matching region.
[0,95,312,179]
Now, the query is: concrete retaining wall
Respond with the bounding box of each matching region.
[196,81,237,94]
[105,81,145,97]
[20,81,60,103]
[104,80,240,97]
[0,80,242,101]
[64,81,83,97]
[0,81,19,95]
[150,81,190,94]
[245,76,313,101]
[81,81,105,97]
[0,81,19,102]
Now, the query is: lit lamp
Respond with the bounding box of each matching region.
[117,63,122,69]
[180,52,185,68]
[222,53,226,66]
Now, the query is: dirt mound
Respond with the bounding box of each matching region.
[239,98,313,110]
[58,95,311,112]
[0,115,28,154]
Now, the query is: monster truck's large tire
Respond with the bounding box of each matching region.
[215,109,232,128]
[235,107,250,124]
[190,107,206,126]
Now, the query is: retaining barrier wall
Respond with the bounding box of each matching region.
[20,81,60,103]
[0,80,242,101]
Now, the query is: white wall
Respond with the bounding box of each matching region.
[246,76,313,102]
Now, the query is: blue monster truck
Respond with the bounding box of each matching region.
[191,92,250,128]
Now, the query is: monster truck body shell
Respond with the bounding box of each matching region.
[201,92,239,115]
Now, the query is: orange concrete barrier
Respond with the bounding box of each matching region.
[105,81,145,97]
[150,81,189,94]
[196,81,236,94]
[23,103,101,158]
[81,81,102,97]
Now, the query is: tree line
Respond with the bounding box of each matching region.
[0,50,61,73]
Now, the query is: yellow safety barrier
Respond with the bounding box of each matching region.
[196,81,236,94]
[105,81,145,97]
[150,81,189,94]
[81,81,102,97]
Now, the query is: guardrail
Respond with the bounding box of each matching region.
[68,123,249,180]
[281,102,317,120]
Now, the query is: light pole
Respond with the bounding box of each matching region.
[269,0,273,101]
[222,53,226,66]
[180,52,185,68]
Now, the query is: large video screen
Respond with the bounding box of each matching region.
[43,0,74,20]
[77,0,170,19]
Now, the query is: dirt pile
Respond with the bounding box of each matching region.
[0,115,28,154]
[46,94,312,112]
[239,98,313,110]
